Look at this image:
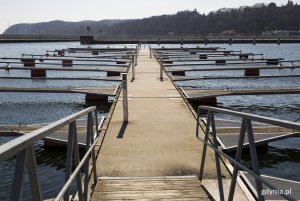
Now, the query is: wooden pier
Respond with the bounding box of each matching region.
[92,49,249,200]
[1,45,299,201]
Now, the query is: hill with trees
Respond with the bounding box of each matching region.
[3,1,300,36]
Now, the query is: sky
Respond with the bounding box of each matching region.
[1,0,300,33]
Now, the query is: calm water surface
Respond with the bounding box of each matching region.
[0,42,299,199]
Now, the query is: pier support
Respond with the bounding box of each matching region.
[266,59,279,65]
[92,50,99,55]
[116,60,126,64]
[215,60,226,65]
[31,69,46,77]
[191,97,217,106]
[21,58,35,67]
[199,54,207,59]
[239,54,249,59]
[163,60,173,64]
[172,71,186,76]
[223,51,231,56]
[107,71,121,77]
[57,50,65,56]
[85,94,108,103]
[62,59,73,67]
[244,68,260,76]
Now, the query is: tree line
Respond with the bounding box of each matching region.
[4,1,300,36]
[102,1,300,36]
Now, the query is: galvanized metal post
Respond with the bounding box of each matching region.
[88,112,97,185]
[94,110,99,137]
[72,123,84,201]
[228,118,246,201]
[84,114,92,201]
[199,111,211,181]
[131,55,135,80]
[135,48,138,66]
[246,119,264,201]
[26,146,43,201]
[122,73,128,123]
[64,122,75,201]
[210,112,225,201]
[160,60,163,81]
[11,149,28,201]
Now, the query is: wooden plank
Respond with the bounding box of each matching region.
[0,86,118,96]
[165,65,300,71]
[181,87,300,99]
[172,74,300,81]
[92,178,212,200]
[0,66,127,73]
[0,76,121,82]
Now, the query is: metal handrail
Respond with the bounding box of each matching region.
[0,106,102,201]
[196,105,298,201]
[0,107,95,160]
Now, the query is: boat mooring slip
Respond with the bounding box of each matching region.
[0,44,299,201]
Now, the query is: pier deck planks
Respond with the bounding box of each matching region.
[92,177,212,200]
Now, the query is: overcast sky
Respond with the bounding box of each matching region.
[1,0,299,33]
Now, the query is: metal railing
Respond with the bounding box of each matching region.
[0,106,104,201]
[196,105,299,201]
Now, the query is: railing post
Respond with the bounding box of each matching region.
[135,48,137,66]
[84,113,93,201]
[210,112,225,201]
[89,112,98,185]
[72,122,84,201]
[131,54,135,81]
[11,149,27,201]
[246,119,265,201]
[228,118,247,201]
[150,47,152,58]
[27,146,43,201]
[94,110,99,138]
[160,60,163,81]
[199,110,211,181]
[64,122,75,201]
[122,73,128,123]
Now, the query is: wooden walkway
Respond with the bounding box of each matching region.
[93,49,248,200]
